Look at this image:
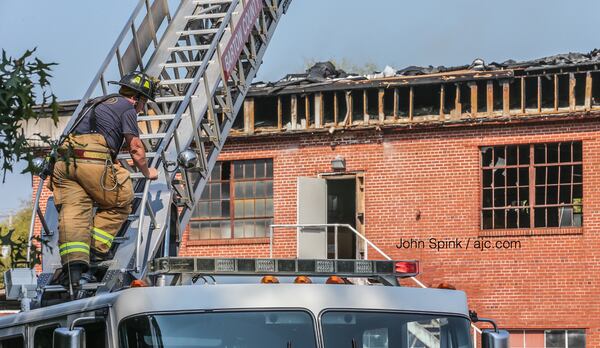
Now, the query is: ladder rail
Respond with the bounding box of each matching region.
[147,0,240,170]
[60,0,152,138]
[132,0,241,272]
[176,0,288,236]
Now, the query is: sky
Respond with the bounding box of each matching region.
[0,0,599,213]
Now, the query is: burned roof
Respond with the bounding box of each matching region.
[248,49,600,97]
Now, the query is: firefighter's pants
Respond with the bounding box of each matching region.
[50,134,134,267]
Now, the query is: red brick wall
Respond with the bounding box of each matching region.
[32,118,600,344]
[181,119,600,345]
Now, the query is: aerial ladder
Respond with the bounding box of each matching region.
[15,0,292,306]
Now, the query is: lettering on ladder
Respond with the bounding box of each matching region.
[221,0,264,79]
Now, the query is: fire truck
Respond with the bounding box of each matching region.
[1,0,509,346]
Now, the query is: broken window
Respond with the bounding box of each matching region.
[383,88,395,120]
[533,142,582,228]
[459,83,471,115]
[413,84,440,117]
[308,94,315,127]
[396,87,410,119]
[492,80,504,113]
[351,90,364,122]
[280,95,292,129]
[190,159,274,240]
[509,78,523,111]
[540,75,554,110]
[557,74,570,109]
[254,96,278,129]
[524,76,538,111]
[574,73,586,107]
[476,81,487,114]
[337,91,348,125]
[481,141,583,230]
[442,84,457,116]
[367,89,379,121]
[232,107,244,130]
[322,91,335,124]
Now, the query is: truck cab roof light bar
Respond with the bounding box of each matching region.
[148,258,419,279]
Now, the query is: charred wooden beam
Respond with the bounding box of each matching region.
[502,80,510,116]
[363,90,369,124]
[334,92,339,125]
[315,92,323,128]
[393,88,399,120]
[520,78,525,114]
[409,86,414,121]
[554,75,559,111]
[470,82,477,116]
[439,85,445,121]
[378,88,385,123]
[244,98,255,135]
[537,76,542,113]
[277,96,282,131]
[585,72,592,111]
[569,73,576,111]
[454,84,461,118]
[487,81,493,115]
[305,95,310,129]
[291,95,298,130]
[345,91,352,126]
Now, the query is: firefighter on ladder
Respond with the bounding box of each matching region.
[49,71,159,290]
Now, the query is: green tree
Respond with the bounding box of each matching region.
[0,203,42,288]
[0,48,59,182]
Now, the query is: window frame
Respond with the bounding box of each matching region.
[0,335,25,348]
[118,309,318,348]
[190,159,274,240]
[480,141,583,234]
[544,329,586,348]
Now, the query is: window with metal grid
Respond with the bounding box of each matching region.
[481,142,582,230]
[190,159,274,240]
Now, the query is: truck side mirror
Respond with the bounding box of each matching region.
[470,311,510,348]
[53,327,86,348]
[482,329,510,348]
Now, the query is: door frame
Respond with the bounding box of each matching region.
[319,172,366,258]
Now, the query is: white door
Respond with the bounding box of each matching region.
[297,177,327,258]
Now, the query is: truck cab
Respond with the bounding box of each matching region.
[0,258,508,348]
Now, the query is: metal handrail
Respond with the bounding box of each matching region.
[269,223,483,336]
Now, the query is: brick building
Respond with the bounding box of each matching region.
[26,53,600,347]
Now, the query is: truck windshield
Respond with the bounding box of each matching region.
[321,311,472,348]
[119,310,317,348]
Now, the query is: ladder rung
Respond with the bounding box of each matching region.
[155,96,186,103]
[185,13,226,20]
[138,114,183,121]
[140,133,167,140]
[163,61,205,68]
[116,152,157,160]
[113,236,130,242]
[129,172,146,180]
[160,78,194,85]
[193,0,232,5]
[168,45,210,52]
[177,28,219,36]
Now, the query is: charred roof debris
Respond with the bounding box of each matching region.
[228,49,600,135]
[26,49,600,142]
